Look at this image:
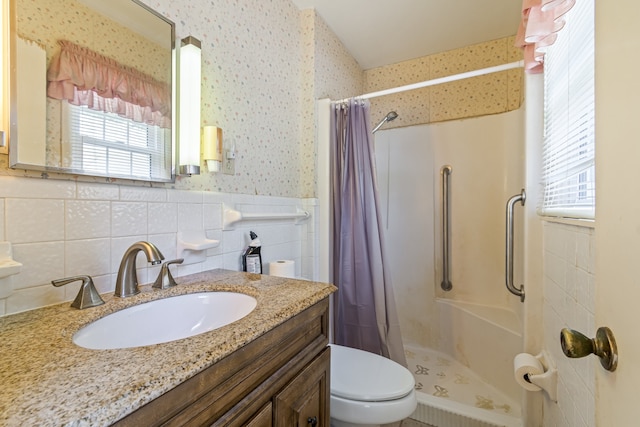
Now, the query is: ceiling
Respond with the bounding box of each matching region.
[290,0,523,70]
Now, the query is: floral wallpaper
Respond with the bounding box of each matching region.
[2,0,521,199]
[300,9,363,198]
[365,36,523,130]
[144,0,363,198]
[150,0,305,197]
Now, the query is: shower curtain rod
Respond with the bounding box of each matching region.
[337,60,524,103]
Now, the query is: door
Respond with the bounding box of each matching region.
[273,348,330,427]
[595,0,640,423]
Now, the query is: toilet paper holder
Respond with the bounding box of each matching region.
[522,352,558,402]
[560,326,618,372]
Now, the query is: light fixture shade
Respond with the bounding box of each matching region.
[202,125,222,173]
[178,36,202,175]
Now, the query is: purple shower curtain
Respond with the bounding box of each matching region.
[330,98,407,366]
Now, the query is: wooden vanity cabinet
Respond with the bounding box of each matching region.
[112,298,330,427]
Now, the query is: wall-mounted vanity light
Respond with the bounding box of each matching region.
[178,36,202,175]
[202,126,222,173]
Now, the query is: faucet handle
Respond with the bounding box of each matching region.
[52,275,105,309]
[152,258,184,290]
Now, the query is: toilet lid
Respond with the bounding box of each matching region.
[329,344,415,402]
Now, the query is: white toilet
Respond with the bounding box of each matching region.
[329,344,417,427]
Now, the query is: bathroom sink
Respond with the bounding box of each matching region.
[73,292,257,350]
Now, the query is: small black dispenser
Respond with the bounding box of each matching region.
[242,231,262,273]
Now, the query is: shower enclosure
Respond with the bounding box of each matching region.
[317,101,526,426]
[379,109,526,426]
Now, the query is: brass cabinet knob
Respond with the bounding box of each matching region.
[560,327,618,372]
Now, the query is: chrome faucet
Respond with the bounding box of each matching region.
[114,241,165,298]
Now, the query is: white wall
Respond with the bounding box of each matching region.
[594,0,640,424]
[0,175,317,316]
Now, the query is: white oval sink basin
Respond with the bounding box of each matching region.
[73,292,257,350]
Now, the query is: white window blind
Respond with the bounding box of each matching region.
[61,103,172,181]
[540,0,595,219]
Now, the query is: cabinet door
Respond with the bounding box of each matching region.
[245,402,273,427]
[273,348,330,427]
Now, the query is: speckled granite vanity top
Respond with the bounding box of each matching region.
[0,269,336,427]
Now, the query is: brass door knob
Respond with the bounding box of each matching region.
[560,327,618,372]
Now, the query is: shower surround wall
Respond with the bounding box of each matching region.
[374,109,525,401]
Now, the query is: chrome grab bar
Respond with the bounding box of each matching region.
[506,189,526,302]
[441,165,452,291]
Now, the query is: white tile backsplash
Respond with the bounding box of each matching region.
[0,176,315,315]
[148,202,178,235]
[167,189,203,203]
[90,274,114,295]
[543,221,595,427]
[76,183,120,200]
[204,229,223,256]
[202,254,224,271]
[65,200,111,240]
[6,283,66,313]
[147,233,177,261]
[177,203,204,232]
[119,186,167,202]
[111,202,148,237]
[6,199,65,243]
[11,242,65,289]
[203,203,223,230]
[64,238,111,277]
[0,176,75,199]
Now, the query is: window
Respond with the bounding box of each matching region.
[540,0,595,219]
[62,103,171,181]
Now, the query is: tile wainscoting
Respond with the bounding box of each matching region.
[0,176,318,316]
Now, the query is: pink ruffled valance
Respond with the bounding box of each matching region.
[47,40,171,128]
[514,0,576,73]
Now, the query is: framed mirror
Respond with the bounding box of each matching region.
[9,0,175,182]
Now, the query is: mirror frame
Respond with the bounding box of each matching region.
[8,0,176,183]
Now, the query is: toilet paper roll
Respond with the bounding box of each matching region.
[269,260,295,278]
[513,353,544,391]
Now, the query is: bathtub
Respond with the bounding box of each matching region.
[436,298,523,398]
[406,299,523,427]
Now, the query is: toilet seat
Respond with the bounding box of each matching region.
[329,344,414,402]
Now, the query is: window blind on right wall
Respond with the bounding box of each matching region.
[540,0,595,219]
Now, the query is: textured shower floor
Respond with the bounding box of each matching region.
[405,346,522,427]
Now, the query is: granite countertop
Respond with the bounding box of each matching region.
[0,269,336,427]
